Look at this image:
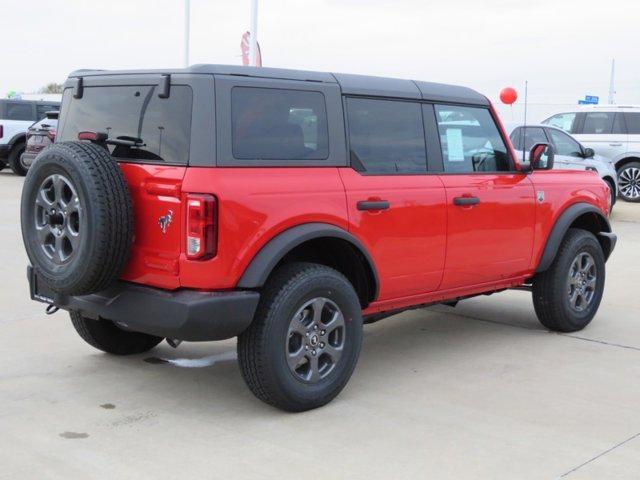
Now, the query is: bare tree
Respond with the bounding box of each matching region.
[38,83,64,94]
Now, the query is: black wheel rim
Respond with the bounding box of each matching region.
[34,174,82,265]
[567,252,597,312]
[286,297,346,383]
[619,167,640,199]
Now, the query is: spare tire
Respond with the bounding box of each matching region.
[21,142,133,296]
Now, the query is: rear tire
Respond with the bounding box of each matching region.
[533,229,605,332]
[9,143,27,176]
[617,161,640,202]
[238,263,363,412]
[70,311,163,355]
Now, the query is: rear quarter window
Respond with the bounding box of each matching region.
[231,87,329,160]
[58,85,193,165]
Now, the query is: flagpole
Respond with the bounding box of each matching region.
[184,0,191,67]
[249,0,259,66]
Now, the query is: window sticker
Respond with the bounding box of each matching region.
[446,128,465,162]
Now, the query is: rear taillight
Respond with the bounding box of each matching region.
[186,194,217,260]
[0,125,3,139]
[47,129,57,141]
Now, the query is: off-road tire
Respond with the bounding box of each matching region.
[0,160,7,171]
[21,142,133,296]
[9,142,27,176]
[533,229,605,332]
[70,311,163,355]
[238,263,363,412]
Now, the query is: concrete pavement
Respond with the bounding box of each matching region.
[1,171,639,480]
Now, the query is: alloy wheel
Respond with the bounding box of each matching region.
[618,166,640,200]
[34,174,82,265]
[286,297,346,383]
[567,252,597,312]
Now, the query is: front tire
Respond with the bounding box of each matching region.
[238,263,363,412]
[533,229,605,332]
[70,311,163,355]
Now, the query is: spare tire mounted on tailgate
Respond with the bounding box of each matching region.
[21,141,133,296]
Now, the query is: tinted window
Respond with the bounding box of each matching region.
[59,85,192,164]
[624,113,640,134]
[435,105,510,173]
[548,129,583,157]
[36,104,59,120]
[232,87,329,160]
[543,113,576,132]
[510,127,547,151]
[6,102,33,121]
[346,98,426,174]
[583,112,615,134]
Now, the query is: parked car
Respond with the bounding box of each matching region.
[542,106,640,202]
[0,99,61,175]
[21,66,616,411]
[20,111,58,171]
[508,124,618,210]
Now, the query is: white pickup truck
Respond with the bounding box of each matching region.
[0,99,60,175]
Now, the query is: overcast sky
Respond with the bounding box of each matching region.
[2,0,639,121]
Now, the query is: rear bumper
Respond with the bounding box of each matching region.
[28,267,260,341]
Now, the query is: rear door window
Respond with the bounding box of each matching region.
[345,97,427,174]
[59,85,192,164]
[624,113,640,134]
[435,105,511,173]
[583,112,615,134]
[231,87,329,160]
[5,102,34,121]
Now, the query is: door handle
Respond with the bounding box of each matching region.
[453,196,480,206]
[609,143,623,146]
[357,200,390,211]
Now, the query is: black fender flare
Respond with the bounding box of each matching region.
[237,223,380,299]
[8,132,26,147]
[536,203,613,273]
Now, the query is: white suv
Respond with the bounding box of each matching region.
[0,99,60,175]
[542,106,640,202]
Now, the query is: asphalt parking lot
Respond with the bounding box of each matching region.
[1,171,639,480]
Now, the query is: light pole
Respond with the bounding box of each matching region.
[184,0,191,67]
[249,0,259,66]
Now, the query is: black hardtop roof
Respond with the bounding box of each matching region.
[68,64,489,105]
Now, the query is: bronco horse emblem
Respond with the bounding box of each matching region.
[158,210,174,234]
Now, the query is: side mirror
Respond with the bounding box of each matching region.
[583,147,595,158]
[530,143,554,170]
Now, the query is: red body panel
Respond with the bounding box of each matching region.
[119,163,186,289]
[438,173,536,289]
[116,155,609,316]
[338,169,447,300]
[179,167,348,290]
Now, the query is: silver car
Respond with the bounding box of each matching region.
[509,124,618,211]
[542,106,640,202]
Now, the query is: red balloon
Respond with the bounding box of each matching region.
[500,87,518,105]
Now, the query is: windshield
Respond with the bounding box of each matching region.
[58,85,193,164]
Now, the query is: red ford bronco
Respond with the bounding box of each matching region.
[21,65,616,411]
